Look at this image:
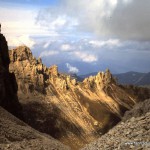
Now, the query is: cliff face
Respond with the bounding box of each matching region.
[9,46,150,149]
[0,34,22,118]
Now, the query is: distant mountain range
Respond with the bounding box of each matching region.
[79,71,150,86]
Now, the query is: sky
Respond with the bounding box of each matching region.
[0,0,150,75]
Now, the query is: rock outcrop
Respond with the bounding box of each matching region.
[8,46,150,149]
[9,46,48,94]
[82,99,150,150]
[0,33,22,119]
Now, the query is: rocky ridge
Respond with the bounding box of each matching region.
[8,46,150,149]
[82,99,150,150]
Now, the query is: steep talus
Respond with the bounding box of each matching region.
[0,106,70,150]
[122,99,150,122]
[9,46,150,149]
[82,99,150,150]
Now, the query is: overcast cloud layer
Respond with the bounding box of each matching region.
[36,0,150,40]
[1,0,150,74]
[65,0,150,40]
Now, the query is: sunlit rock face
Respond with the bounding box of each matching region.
[9,46,48,94]
[0,33,22,119]
[9,46,150,149]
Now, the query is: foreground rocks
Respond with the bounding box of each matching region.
[82,99,150,150]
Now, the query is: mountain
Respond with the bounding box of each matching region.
[82,99,150,150]
[8,46,150,149]
[79,71,150,86]
[0,33,69,150]
[1,32,150,149]
[114,71,150,86]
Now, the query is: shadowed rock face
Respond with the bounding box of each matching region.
[0,33,22,119]
[8,46,150,149]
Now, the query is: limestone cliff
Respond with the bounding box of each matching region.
[9,46,150,149]
[0,33,22,118]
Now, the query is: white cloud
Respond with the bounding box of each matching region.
[89,39,120,48]
[7,35,35,48]
[66,63,79,73]
[36,9,78,32]
[39,50,59,57]
[60,44,73,51]
[74,51,97,63]
[0,6,59,48]
[43,41,53,49]
[51,16,67,30]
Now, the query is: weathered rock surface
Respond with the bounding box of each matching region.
[8,46,150,149]
[82,99,150,150]
[9,46,48,94]
[0,106,70,150]
[0,33,22,118]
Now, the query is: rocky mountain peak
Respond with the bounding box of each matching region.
[9,46,48,94]
[83,69,115,89]
[9,46,33,62]
[49,65,58,76]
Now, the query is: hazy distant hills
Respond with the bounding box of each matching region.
[114,71,150,86]
[79,71,150,86]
